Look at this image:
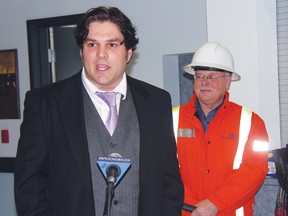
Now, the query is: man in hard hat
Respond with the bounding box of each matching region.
[173,42,269,216]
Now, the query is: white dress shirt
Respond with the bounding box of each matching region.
[81,68,127,124]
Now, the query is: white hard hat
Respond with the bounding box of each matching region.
[183,42,241,81]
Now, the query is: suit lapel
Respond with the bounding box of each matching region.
[127,77,151,186]
[56,73,93,193]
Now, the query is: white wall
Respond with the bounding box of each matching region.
[0,173,17,215]
[206,0,280,150]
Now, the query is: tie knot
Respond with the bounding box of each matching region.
[96,92,117,107]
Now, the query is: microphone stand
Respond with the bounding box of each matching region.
[103,181,115,216]
[103,166,119,216]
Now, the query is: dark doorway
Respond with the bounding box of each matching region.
[27,13,84,89]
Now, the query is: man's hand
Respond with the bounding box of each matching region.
[191,199,218,216]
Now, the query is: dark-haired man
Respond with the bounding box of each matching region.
[14,6,183,216]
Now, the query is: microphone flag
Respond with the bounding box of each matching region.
[97,154,131,186]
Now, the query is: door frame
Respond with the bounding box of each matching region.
[27,13,83,89]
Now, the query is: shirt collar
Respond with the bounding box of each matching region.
[81,67,127,100]
[195,97,224,133]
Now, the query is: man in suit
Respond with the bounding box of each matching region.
[14,6,183,216]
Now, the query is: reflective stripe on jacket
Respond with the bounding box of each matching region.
[173,92,268,216]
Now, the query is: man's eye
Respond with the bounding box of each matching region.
[109,43,119,48]
[195,75,204,79]
[210,75,219,79]
[87,43,97,47]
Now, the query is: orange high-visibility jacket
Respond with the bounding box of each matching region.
[174,92,268,216]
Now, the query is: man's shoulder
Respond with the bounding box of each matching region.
[127,75,168,95]
[26,72,82,99]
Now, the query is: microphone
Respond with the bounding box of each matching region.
[106,164,121,185]
[97,153,131,216]
[97,153,131,186]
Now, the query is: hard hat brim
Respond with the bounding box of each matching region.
[183,63,241,81]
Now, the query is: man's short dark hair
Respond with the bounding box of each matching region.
[74,6,139,51]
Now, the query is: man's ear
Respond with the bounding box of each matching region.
[127,49,133,64]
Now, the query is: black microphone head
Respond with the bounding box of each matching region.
[106,165,121,184]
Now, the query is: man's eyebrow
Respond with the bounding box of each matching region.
[83,38,95,43]
[106,38,124,43]
[84,37,123,42]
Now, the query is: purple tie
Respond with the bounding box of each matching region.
[97,92,118,135]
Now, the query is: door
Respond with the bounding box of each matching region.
[27,14,83,89]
